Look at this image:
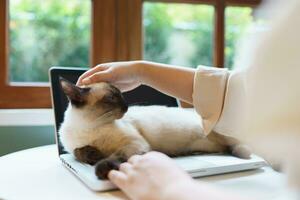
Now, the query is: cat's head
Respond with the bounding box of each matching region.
[59,77,128,121]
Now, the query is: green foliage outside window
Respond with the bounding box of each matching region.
[9,0,90,82]
[144,3,253,69]
[143,3,214,68]
[9,1,253,82]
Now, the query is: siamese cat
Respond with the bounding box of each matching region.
[59,77,251,179]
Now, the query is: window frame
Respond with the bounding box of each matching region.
[0,0,260,108]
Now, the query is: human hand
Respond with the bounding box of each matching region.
[77,61,143,92]
[108,151,195,200]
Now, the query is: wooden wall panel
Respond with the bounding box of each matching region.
[116,0,142,61]
[92,0,118,65]
[0,0,8,90]
[226,0,262,7]
[128,0,143,60]
[116,0,130,60]
[147,0,216,5]
[213,0,225,67]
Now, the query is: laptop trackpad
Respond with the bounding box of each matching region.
[174,155,217,172]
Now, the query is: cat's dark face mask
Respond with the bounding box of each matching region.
[59,77,128,120]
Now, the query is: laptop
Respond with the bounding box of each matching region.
[49,66,267,191]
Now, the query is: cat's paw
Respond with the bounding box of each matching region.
[74,145,104,165]
[95,158,123,179]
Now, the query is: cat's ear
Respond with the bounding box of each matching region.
[59,77,91,107]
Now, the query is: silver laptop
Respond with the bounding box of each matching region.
[49,66,267,191]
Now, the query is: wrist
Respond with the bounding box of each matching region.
[133,60,150,85]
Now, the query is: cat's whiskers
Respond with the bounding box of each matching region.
[92,110,115,127]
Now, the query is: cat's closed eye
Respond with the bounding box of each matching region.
[103,93,117,103]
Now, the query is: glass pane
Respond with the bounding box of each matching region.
[143,2,214,68]
[225,7,253,69]
[9,0,91,82]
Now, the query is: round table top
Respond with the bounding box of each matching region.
[0,145,296,200]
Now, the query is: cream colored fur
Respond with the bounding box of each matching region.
[60,104,230,158]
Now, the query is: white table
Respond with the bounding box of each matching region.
[0,145,296,200]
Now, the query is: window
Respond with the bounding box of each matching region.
[9,0,91,83]
[0,0,261,108]
[0,0,115,108]
[144,3,257,69]
[143,2,214,67]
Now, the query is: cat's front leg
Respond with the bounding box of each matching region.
[95,142,150,179]
[74,145,104,165]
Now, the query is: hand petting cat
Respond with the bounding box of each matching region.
[77,61,143,92]
[77,60,195,104]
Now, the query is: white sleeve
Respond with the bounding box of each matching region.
[213,70,246,137]
[192,65,230,136]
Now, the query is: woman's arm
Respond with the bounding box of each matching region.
[77,61,195,104]
[140,61,195,104]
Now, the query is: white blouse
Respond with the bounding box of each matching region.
[192,0,300,191]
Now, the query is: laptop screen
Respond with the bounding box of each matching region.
[49,67,178,155]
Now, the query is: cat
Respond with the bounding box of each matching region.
[58,77,251,179]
